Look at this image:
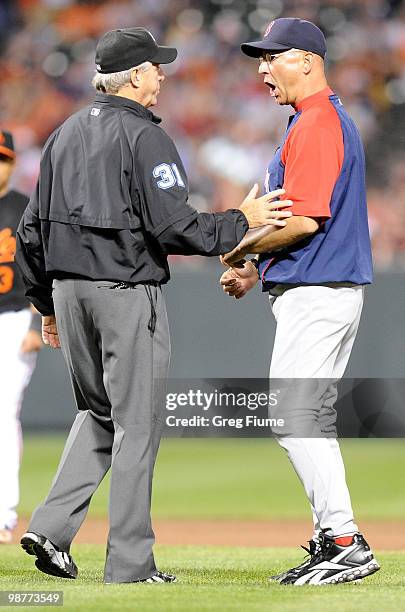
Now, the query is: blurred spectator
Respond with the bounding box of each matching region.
[1,0,404,269]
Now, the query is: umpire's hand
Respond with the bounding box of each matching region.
[239,184,292,228]
[42,315,61,349]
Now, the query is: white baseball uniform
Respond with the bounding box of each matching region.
[256,88,372,540]
[0,189,38,532]
[269,284,364,537]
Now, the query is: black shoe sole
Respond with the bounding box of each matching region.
[21,534,77,580]
[34,560,71,579]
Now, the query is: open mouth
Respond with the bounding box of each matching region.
[265,81,277,97]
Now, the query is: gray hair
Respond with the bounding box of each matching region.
[92,61,152,94]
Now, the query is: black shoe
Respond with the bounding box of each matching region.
[135,571,177,583]
[269,539,321,582]
[21,532,78,579]
[280,532,380,585]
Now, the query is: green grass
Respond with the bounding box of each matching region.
[19,436,405,520]
[0,545,403,611]
[11,437,405,610]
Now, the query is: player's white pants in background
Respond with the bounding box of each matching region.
[0,309,36,530]
[269,284,364,539]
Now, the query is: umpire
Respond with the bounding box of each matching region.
[16,28,289,584]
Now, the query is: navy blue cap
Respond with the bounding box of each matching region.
[241,18,326,59]
[95,27,177,74]
[0,130,15,159]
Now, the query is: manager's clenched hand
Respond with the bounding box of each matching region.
[220,260,259,299]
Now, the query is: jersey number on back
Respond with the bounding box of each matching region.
[0,228,15,294]
[153,163,185,190]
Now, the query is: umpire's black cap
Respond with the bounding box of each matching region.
[0,130,16,159]
[241,18,326,59]
[95,27,177,73]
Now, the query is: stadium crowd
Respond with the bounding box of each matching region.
[1,0,404,268]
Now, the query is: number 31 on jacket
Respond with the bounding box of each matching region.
[153,163,186,190]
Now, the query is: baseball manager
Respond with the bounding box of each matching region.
[221,18,379,586]
[15,27,290,584]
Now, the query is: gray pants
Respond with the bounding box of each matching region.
[28,279,170,583]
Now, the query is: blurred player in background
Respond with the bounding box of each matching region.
[221,18,380,585]
[0,130,42,544]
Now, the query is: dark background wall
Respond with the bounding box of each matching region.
[21,263,405,429]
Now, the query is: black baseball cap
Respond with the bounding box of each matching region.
[95,27,177,74]
[241,18,326,59]
[0,130,15,159]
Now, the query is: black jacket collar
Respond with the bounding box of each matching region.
[94,93,162,124]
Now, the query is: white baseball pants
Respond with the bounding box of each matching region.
[269,284,364,538]
[0,309,37,530]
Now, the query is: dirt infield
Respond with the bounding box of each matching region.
[12,518,405,549]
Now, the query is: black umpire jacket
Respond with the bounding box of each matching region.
[16,93,248,315]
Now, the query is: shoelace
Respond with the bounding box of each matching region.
[298,540,323,568]
[301,540,321,557]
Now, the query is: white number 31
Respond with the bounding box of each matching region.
[153,163,186,190]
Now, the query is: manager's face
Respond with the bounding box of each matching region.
[258,49,310,106]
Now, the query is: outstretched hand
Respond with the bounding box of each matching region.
[239,184,292,229]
